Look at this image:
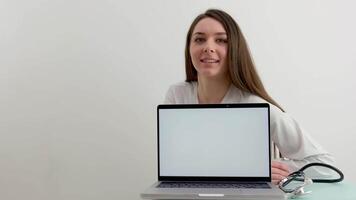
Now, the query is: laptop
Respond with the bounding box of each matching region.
[141,103,286,199]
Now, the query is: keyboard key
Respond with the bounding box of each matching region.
[157,182,271,189]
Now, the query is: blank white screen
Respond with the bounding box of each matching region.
[159,107,270,177]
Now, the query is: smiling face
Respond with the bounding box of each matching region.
[189,17,228,80]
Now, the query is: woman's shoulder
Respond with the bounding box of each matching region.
[168,81,196,91]
[164,81,197,104]
[238,91,285,116]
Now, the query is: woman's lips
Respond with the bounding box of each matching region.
[200,58,219,63]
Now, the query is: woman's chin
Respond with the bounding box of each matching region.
[198,71,223,79]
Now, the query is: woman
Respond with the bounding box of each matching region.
[164,9,334,184]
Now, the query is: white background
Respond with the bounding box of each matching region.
[1,0,355,200]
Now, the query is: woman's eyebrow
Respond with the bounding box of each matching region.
[193,32,205,35]
[215,32,227,35]
[192,32,227,36]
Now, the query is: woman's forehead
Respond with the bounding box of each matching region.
[192,17,226,35]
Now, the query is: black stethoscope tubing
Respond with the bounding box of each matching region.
[284,162,344,184]
[298,162,344,183]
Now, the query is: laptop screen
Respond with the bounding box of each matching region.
[158,104,271,182]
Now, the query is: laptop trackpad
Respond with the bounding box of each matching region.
[198,193,224,197]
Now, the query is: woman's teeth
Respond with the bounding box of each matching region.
[201,59,219,63]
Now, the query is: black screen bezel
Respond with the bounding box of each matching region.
[157,103,271,182]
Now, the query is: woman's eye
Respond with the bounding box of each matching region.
[194,38,205,43]
[216,38,228,43]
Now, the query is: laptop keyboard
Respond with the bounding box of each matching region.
[157,182,271,189]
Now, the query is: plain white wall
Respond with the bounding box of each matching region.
[1,0,355,199]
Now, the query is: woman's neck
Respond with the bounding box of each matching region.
[197,76,231,104]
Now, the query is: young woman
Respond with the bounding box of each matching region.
[164,9,334,184]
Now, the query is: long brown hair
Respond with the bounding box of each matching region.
[185,9,284,112]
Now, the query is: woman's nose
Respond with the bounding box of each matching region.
[203,40,216,53]
[204,48,215,53]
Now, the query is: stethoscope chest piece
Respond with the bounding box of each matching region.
[290,185,312,199]
[278,163,344,198]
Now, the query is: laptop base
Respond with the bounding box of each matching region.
[141,181,286,200]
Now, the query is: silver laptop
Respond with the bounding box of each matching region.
[141,103,286,199]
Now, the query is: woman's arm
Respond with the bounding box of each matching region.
[270,105,335,171]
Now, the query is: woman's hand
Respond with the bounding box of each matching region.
[271,161,290,185]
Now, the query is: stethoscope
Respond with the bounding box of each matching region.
[278,163,344,198]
